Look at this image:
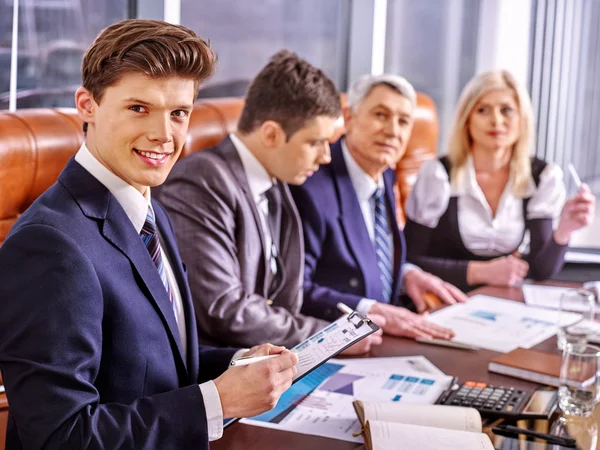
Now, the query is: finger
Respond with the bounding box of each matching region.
[420,323,454,339]
[444,282,469,302]
[405,324,433,339]
[247,343,275,357]
[270,350,298,372]
[410,294,427,313]
[430,285,456,306]
[367,312,387,328]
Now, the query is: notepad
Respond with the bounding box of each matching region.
[353,401,494,450]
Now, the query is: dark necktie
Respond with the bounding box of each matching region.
[140,206,173,303]
[263,184,283,296]
[372,188,393,303]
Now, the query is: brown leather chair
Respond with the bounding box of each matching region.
[0,93,437,245]
[0,95,437,450]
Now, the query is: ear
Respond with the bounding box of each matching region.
[259,120,286,149]
[75,87,96,125]
[342,106,354,134]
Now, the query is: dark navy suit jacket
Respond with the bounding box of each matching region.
[0,160,237,450]
[289,138,407,322]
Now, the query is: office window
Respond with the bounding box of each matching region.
[180,0,349,98]
[529,0,600,194]
[0,0,13,110]
[385,0,481,153]
[1,0,127,110]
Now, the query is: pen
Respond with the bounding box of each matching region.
[230,354,279,367]
[436,376,458,404]
[568,163,582,189]
[337,302,354,315]
[492,425,577,447]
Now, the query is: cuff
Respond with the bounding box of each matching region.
[400,262,421,292]
[199,381,224,441]
[356,298,377,316]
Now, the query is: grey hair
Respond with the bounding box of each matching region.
[347,73,417,111]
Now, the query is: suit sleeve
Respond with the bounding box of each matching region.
[0,225,210,450]
[290,185,365,321]
[158,158,326,348]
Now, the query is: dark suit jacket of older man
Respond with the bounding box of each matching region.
[0,160,236,450]
[156,136,327,348]
[289,138,408,323]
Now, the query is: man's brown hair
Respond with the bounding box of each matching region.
[237,50,341,139]
[81,19,216,132]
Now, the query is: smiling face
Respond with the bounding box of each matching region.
[75,72,196,194]
[343,84,415,180]
[467,88,521,153]
[262,115,337,185]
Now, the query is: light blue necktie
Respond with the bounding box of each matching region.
[372,188,393,303]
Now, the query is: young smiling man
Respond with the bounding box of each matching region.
[289,74,468,340]
[156,50,384,352]
[0,20,298,449]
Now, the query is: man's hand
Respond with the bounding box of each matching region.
[554,184,596,245]
[214,344,298,419]
[404,269,468,313]
[340,313,386,355]
[369,303,455,340]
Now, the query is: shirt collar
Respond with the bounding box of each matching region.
[74,142,151,233]
[230,132,274,200]
[341,138,384,201]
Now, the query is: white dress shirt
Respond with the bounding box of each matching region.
[75,143,229,441]
[341,139,419,313]
[405,157,565,256]
[230,133,278,275]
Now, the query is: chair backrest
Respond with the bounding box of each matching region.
[0,93,438,245]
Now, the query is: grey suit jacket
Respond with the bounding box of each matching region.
[156,136,327,347]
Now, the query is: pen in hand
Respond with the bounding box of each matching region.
[230,354,279,367]
[337,302,354,315]
[568,163,582,190]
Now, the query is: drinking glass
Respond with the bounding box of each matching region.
[557,288,596,352]
[558,343,600,417]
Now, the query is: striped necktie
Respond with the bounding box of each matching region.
[372,187,393,303]
[140,206,172,303]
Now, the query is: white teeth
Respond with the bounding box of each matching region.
[139,151,166,160]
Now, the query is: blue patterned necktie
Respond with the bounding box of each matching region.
[372,187,393,303]
[140,206,172,303]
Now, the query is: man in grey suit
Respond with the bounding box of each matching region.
[156,50,384,351]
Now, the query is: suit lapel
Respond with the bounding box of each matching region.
[330,141,383,301]
[153,201,199,382]
[60,160,188,376]
[217,136,270,294]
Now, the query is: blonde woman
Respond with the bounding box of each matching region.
[404,70,596,291]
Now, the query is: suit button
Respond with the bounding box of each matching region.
[266,299,273,306]
[349,278,358,288]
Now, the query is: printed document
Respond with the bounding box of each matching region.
[428,295,581,353]
[240,356,452,443]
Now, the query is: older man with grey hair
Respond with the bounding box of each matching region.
[289,74,467,340]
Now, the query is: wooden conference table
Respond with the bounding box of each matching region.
[213,282,599,450]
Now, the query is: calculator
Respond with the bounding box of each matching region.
[436,381,557,420]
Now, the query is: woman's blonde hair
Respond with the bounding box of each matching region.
[447,70,535,196]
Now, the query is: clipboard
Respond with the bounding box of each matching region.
[223,310,379,429]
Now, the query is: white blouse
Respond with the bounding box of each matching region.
[405,157,566,257]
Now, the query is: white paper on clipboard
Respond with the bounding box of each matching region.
[291,311,379,381]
